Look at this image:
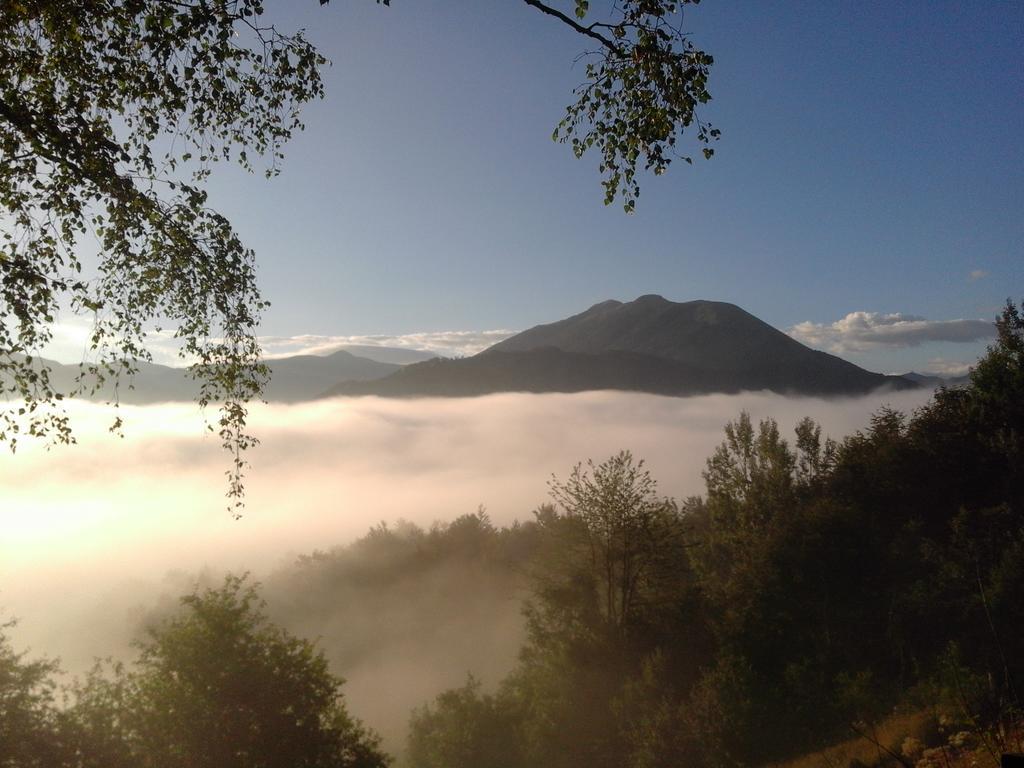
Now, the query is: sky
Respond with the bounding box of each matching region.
[96,0,1021,377]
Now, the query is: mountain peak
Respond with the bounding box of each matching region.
[328,298,916,399]
[488,295,766,365]
[472,295,915,394]
[583,299,623,312]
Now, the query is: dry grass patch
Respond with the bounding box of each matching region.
[766,711,935,768]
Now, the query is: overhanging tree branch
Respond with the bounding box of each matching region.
[521,0,623,55]
[524,0,718,211]
[0,0,323,513]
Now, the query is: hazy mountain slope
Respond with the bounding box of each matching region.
[262,351,400,401]
[326,297,915,398]
[325,347,909,399]
[24,357,197,404]
[324,348,726,398]
[25,350,400,404]
[902,371,970,389]
[332,345,437,365]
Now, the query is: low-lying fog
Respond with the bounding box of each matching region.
[0,388,933,749]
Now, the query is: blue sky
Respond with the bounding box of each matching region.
[193,0,1022,374]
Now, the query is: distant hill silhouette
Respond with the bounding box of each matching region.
[33,349,400,404]
[261,351,401,401]
[331,345,436,365]
[326,296,916,398]
[902,371,970,389]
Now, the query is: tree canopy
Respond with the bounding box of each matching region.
[0,621,62,767]
[0,0,325,510]
[0,0,716,510]
[49,575,390,767]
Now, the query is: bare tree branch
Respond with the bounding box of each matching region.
[522,0,623,55]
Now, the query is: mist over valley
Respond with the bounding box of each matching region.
[1,387,934,752]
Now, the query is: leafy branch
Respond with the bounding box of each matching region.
[523,0,718,211]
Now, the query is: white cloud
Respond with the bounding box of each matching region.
[925,358,973,377]
[1,389,935,603]
[789,311,996,353]
[257,330,516,359]
[0,389,934,631]
[36,321,517,366]
[968,269,989,282]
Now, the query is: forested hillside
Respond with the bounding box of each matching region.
[1,301,1021,767]
[407,301,1024,768]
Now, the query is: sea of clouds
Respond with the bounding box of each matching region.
[0,387,935,740]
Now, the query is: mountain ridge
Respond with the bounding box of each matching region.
[327,296,916,399]
[26,349,402,404]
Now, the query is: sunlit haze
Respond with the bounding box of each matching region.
[3,389,933,743]
[2,1,1021,765]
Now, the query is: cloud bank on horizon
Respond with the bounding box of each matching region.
[789,311,996,354]
[2,388,933,631]
[924,358,974,377]
[39,316,517,366]
[257,329,517,359]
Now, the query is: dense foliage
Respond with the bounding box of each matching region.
[0,621,62,766]
[0,578,388,767]
[0,0,331,510]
